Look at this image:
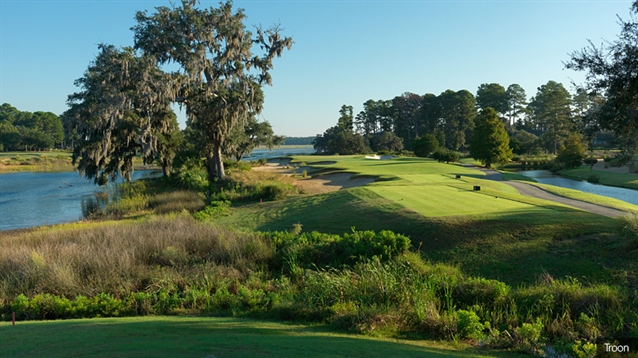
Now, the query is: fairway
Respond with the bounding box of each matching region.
[271,155,584,218]
[0,317,518,358]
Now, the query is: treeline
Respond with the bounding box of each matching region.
[282,136,315,145]
[0,103,66,151]
[315,81,613,158]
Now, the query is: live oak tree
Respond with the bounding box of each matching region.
[470,108,513,168]
[566,0,638,165]
[132,0,292,180]
[65,45,178,184]
[224,115,283,161]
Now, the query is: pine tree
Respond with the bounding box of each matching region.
[470,108,513,168]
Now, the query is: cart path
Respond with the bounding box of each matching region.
[466,166,626,218]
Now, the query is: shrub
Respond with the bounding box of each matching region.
[517,318,544,349]
[177,158,209,191]
[456,309,485,340]
[413,134,439,158]
[431,149,460,163]
[586,174,600,184]
[454,277,510,306]
[583,157,598,170]
[193,200,230,221]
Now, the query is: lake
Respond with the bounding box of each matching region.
[518,170,638,206]
[0,146,315,231]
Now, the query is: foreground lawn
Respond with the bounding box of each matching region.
[0,316,516,358]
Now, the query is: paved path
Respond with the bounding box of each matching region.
[465,165,626,218]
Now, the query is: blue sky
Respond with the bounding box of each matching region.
[0,0,633,137]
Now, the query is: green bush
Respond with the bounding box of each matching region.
[267,229,411,270]
[587,174,600,184]
[431,149,460,163]
[177,158,209,191]
[193,200,230,221]
[456,309,485,340]
[454,277,510,306]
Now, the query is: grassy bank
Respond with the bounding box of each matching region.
[525,182,638,214]
[0,151,158,174]
[0,151,74,173]
[560,167,638,190]
[0,316,510,358]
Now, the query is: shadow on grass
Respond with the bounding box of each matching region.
[0,316,518,358]
[219,187,628,285]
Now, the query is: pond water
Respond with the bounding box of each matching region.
[518,170,638,206]
[0,146,316,231]
[0,170,162,231]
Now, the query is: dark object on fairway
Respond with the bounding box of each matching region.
[455,174,461,179]
[473,186,481,191]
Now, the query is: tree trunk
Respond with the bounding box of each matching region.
[214,143,225,179]
[206,143,226,181]
[161,158,170,177]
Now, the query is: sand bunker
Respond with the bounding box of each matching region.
[251,162,374,194]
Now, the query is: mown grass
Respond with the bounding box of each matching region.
[560,167,638,190]
[525,182,638,214]
[0,316,513,358]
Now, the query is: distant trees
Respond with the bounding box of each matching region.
[470,108,513,168]
[0,103,63,151]
[528,81,573,154]
[314,105,370,155]
[476,83,508,118]
[556,133,586,169]
[506,84,530,127]
[566,0,638,165]
[225,115,283,161]
[412,134,439,158]
[369,131,403,153]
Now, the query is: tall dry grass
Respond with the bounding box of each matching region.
[0,215,270,300]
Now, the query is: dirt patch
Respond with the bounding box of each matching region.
[251,163,374,194]
[294,173,375,194]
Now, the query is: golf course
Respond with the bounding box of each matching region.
[2,155,637,357]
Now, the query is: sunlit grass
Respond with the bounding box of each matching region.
[526,182,638,214]
[0,316,517,358]
[560,167,638,190]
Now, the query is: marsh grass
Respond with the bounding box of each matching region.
[0,215,270,300]
[210,170,299,202]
